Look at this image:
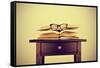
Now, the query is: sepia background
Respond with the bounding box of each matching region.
[16,3,97,65]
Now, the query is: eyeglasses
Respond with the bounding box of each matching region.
[50,24,68,32]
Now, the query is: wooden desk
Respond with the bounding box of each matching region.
[29,39,86,64]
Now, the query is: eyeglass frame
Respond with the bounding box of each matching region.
[50,24,68,32]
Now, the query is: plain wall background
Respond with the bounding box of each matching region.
[16,3,96,65]
[0,0,99,68]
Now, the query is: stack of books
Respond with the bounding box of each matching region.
[38,24,79,39]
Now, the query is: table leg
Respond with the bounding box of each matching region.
[74,42,81,62]
[36,43,44,64]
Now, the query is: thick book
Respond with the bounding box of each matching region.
[39,31,79,39]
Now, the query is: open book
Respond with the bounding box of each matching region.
[38,24,79,39]
[38,31,79,39]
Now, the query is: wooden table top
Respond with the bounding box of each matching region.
[29,39,87,43]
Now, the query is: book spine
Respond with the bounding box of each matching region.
[10,1,16,67]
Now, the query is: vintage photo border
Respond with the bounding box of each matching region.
[10,1,98,67]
